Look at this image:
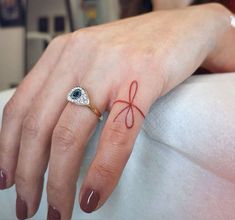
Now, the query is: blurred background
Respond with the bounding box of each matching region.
[0,0,119,92]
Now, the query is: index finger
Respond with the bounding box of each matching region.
[79,79,156,213]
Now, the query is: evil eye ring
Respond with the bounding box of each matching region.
[67,86,103,121]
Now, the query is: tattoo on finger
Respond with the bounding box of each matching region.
[112,80,145,129]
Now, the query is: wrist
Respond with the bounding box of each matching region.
[203,3,231,32]
[200,3,234,70]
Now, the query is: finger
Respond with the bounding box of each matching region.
[79,80,154,213]
[14,30,101,219]
[0,34,69,190]
[47,81,109,220]
[14,36,87,219]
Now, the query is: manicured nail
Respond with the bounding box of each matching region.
[80,188,100,213]
[0,169,7,189]
[47,205,61,220]
[16,194,28,220]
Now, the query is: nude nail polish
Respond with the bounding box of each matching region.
[0,169,6,189]
[47,205,61,220]
[80,188,100,213]
[16,194,27,220]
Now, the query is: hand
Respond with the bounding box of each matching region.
[0,3,234,220]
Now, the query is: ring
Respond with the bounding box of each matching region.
[67,86,103,121]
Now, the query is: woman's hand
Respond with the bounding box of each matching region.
[0,3,234,220]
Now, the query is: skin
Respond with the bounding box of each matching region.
[0,3,235,220]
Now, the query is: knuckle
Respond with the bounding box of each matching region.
[105,43,126,59]
[15,172,28,187]
[50,33,71,47]
[104,121,129,148]
[72,28,92,40]
[102,44,134,70]
[70,28,97,48]
[3,97,17,119]
[70,30,87,45]
[22,114,40,138]
[47,181,67,197]
[52,125,75,151]
[15,171,41,187]
[114,43,134,57]
[0,141,10,156]
[93,162,117,182]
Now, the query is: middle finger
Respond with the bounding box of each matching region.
[47,80,109,220]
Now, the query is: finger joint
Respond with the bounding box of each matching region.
[104,121,129,149]
[3,97,18,119]
[22,114,40,138]
[93,162,117,183]
[52,125,75,152]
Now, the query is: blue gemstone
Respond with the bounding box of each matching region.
[71,89,81,99]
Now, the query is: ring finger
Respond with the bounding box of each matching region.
[14,36,85,219]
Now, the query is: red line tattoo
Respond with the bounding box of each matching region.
[113,80,145,129]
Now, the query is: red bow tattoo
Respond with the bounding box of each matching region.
[113,80,145,129]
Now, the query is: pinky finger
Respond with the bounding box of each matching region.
[0,34,70,189]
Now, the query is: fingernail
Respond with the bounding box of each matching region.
[47,205,61,220]
[0,169,7,189]
[80,188,100,213]
[16,194,28,220]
